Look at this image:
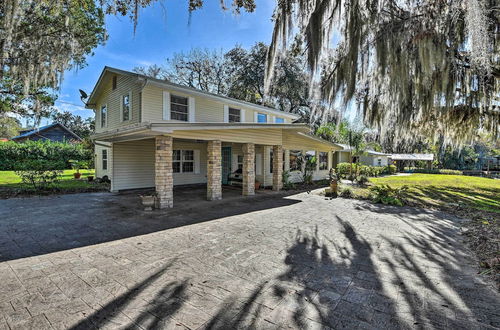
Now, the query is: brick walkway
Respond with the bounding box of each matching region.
[0,190,499,329]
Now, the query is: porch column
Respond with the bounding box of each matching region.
[155,136,173,209]
[242,143,255,196]
[315,151,320,172]
[272,145,283,191]
[207,140,222,201]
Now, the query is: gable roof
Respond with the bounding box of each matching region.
[86,66,299,119]
[11,123,81,141]
[335,143,391,156]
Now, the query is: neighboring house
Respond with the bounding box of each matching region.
[11,123,81,143]
[390,154,434,171]
[333,143,391,167]
[88,67,341,208]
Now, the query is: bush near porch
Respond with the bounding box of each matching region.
[0,169,109,198]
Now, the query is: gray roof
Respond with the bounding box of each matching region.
[390,154,434,161]
[11,123,81,141]
[335,143,391,156]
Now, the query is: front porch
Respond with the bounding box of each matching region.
[98,124,340,208]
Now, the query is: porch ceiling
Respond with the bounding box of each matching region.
[91,122,339,151]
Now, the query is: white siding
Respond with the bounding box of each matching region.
[95,142,112,179]
[112,139,155,191]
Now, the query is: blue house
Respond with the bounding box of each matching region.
[11,123,81,143]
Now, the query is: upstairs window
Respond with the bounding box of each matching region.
[102,149,108,170]
[173,150,194,173]
[171,95,189,121]
[257,113,267,123]
[229,108,241,122]
[319,152,328,170]
[122,94,130,121]
[275,117,285,123]
[100,105,107,128]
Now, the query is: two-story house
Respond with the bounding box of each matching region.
[88,67,340,208]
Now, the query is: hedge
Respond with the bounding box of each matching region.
[410,168,463,175]
[336,162,397,178]
[0,140,92,171]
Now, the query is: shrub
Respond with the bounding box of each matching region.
[14,160,66,190]
[357,175,369,186]
[339,186,354,198]
[410,168,463,175]
[282,170,295,190]
[336,163,353,179]
[385,164,397,174]
[0,140,92,171]
[370,184,409,206]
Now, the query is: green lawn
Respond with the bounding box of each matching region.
[0,169,108,197]
[366,174,500,213]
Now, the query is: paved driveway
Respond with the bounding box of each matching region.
[0,190,499,329]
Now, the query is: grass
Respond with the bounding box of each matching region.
[0,169,108,198]
[358,174,500,213]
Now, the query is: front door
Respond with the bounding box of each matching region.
[222,146,232,185]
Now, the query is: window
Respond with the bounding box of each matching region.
[319,152,328,170]
[170,95,189,121]
[289,150,302,171]
[102,149,108,170]
[229,107,241,122]
[112,75,117,90]
[377,158,382,166]
[122,94,130,121]
[237,155,243,170]
[257,113,267,123]
[100,105,107,128]
[270,149,273,173]
[173,150,194,173]
[275,117,285,123]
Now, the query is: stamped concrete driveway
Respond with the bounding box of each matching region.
[0,189,499,330]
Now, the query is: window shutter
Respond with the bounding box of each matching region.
[120,96,123,121]
[254,112,258,123]
[188,97,196,122]
[194,150,200,174]
[163,91,170,120]
[240,109,245,123]
[256,153,262,175]
[129,91,132,120]
[271,115,275,123]
[223,105,229,123]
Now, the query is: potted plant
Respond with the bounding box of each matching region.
[255,180,261,190]
[139,193,156,211]
[69,160,83,179]
[328,168,338,197]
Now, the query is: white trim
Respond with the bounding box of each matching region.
[240,109,246,123]
[256,153,262,175]
[254,112,258,123]
[232,153,238,172]
[100,104,108,128]
[162,91,170,120]
[194,150,200,174]
[223,105,229,123]
[188,97,195,122]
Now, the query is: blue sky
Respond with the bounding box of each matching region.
[54,0,276,123]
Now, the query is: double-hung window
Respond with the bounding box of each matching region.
[257,113,267,123]
[173,150,194,173]
[275,117,284,123]
[170,95,189,121]
[229,108,241,122]
[237,155,243,170]
[102,150,108,170]
[122,94,130,121]
[100,105,107,128]
[319,152,328,170]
